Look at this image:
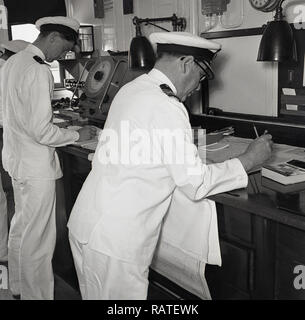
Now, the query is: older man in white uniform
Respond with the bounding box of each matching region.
[0,40,29,264]
[68,32,273,299]
[0,16,96,300]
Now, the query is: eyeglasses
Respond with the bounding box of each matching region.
[194,59,215,81]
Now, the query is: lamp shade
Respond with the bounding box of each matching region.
[257,20,297,62]
[128,36,156,70]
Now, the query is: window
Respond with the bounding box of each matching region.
[9,23,64,88]
[10,23,39,43]
[79,26,94,54]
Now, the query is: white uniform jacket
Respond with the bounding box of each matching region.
[0,44,79,180]
[68,69,248,266]
[0,58,5,127]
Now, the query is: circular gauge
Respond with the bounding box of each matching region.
[249,0,273,10]
[85,59,113,98]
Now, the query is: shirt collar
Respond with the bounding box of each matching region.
[24,44,46,61]
[148,68,177,95]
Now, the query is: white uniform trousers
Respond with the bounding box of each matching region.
[8,178,56,300]
[0,175,8,261]
[69,233,149,300]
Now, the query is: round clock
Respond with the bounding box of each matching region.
[261,0,281,12]
[249,0,273,11]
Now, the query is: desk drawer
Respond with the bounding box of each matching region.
[278,224,305,263]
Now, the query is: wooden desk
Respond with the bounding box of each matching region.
[211,174,305,231]
[57,144,305,300]
[207,174,305,300]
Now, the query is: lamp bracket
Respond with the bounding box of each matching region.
[274,0,286,20]
[132,14,187,32]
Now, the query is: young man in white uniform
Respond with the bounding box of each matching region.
[0,40,29,264]
[0,16,96,300]
[68,32,273,299]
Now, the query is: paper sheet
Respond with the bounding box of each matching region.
[286,105,298,111]
[81,141,98,151]
[53,118,66,124]
[199,136,305,169]
[282,88,296,96]
[73,138,98,147]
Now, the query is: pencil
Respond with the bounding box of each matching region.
[253,125,259,138]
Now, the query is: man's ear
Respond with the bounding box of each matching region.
[179,55,194,75]
[48,31,59,43]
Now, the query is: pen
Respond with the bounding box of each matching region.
[253,125,259,138]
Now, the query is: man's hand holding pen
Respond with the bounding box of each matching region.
[238,128,273,173]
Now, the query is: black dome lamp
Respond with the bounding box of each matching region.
[128,17,156,70]
[257,0,297,62]
[128,15,187,71]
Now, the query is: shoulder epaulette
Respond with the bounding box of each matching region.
[33,56,48,65]
[160,84,182,103]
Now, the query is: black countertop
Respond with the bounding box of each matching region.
[58,144,92,160]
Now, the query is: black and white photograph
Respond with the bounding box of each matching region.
[0,0,305,309]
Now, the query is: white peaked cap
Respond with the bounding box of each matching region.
[149,32,221,62]
[36,16,80,33]
[149,32,221,51]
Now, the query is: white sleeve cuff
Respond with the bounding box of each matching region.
[228,158,249,189]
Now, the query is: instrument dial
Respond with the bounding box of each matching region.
[85,60,113,98]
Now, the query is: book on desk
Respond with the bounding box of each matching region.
[262,160,305,185]
[261,177,305,194]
